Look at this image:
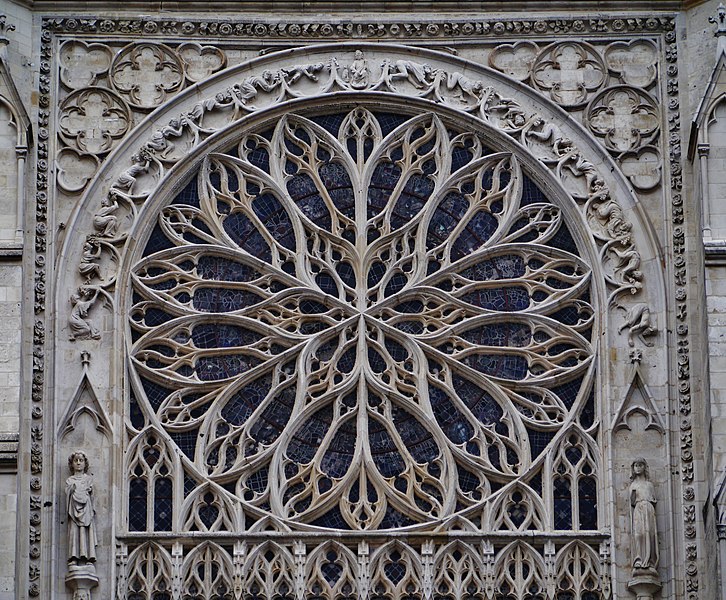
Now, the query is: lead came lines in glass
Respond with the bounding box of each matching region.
[129,106,596,532]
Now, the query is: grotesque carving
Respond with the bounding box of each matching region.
[618,303,657,347]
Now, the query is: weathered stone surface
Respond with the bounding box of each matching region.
[0,2,725,600]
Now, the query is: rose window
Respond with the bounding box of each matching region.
[128,107,595,532]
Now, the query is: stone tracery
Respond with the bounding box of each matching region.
[41,39,675,599]
[127,106,597,536]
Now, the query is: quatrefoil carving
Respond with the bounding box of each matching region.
[532,42,607,108]
[110,42,185,110]
[586,86,660,153]
[58,87,130,155]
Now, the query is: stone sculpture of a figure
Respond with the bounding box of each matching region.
[629,457,658,572]
[66,451,97,565]
[69,287,100,341]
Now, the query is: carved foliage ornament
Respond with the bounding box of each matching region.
[128,107,596,532]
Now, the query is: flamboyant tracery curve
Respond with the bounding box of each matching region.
[127,105,597,533]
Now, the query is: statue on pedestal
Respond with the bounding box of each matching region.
[627,458,661,600]
[65,451,99,600]
[66,451,97,565]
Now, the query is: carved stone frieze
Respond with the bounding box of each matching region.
[109,42,184,110]
[44,15,675,39]
[531,42,607,108]
[58,88,130,155]
[586,86,660,153]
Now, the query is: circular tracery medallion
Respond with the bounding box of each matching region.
[129,106,594,531]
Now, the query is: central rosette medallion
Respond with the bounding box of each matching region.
[129,107,594,530]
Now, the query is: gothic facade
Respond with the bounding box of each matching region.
[0,1,724,599]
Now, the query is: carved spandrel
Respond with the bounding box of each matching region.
[110,42,184,110]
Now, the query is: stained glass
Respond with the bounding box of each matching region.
[129,106,596,533]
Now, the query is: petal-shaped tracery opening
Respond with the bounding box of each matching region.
[128,105,596,532]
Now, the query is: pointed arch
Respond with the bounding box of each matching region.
[489,482,548,532]
[555,541,602,599]
[179,482,240,532]
[181,542,235,600]
[241,542,297,600]
[432,541,487,600]
[369,541,423,600]
[126,542,173,600]
[305,541,358,600]
[126,427,180,532]
[493,541,546,600]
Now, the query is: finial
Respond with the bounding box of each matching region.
[710,3,726,36]
[80,350,91,368]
